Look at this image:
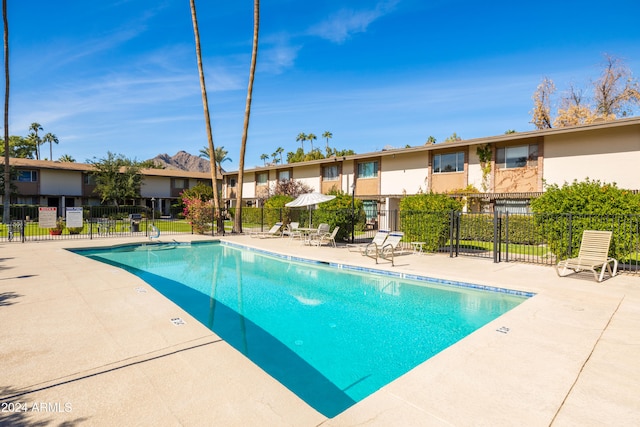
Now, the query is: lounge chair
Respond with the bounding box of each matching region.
[309,226,340,247]
[556,230,618,282]
[363,231,404,266]
[346,229,389,252]
[250,222,283,238]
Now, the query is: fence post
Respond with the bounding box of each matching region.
[448,211,455,258]
[567,213,572,257]
[504,212,509,262]
[493,211,501,263]
[89,206,93,240]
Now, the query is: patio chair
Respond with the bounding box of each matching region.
[347,229,389,252]
[282,222,301,239]
[304,223,330,245]
[555,230,618,282]
[309,226,340,247]
[363,231,404,266]
[250,222,283,238]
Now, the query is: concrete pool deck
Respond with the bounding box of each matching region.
[1,234,638,426]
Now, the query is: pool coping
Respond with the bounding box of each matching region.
[1,234,639,426]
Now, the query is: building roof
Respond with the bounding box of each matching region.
[225,116,640,176]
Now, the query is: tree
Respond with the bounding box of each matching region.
[275,146,284,163]
[425,136,436,145]
[260,153,269,166]
[307,133,317,152]
[322,131,332,156]
[58,154,75,162]
[233,0,259,233]
[28,122,43,160]
[2,0,9,224]
[0,136,33,158]
[444,132,462,142]
[530,77,555,129]
[189,0,221,229]
[296,132,307,152]
[42,132,58,161]
[271,151,279,165]
[88,152,143,207]
[593,54,640,118]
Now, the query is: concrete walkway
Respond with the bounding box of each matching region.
[1,235,638,426]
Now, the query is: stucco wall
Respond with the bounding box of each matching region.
[292,164,321,191]
[543,125,640,189]
[140,176,171,198]
[40,170,82,196]
[380,153,428,195]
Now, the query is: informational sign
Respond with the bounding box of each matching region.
[66,207,84,228]
[39,207,57,228]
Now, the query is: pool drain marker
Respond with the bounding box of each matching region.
[171,317,186,326]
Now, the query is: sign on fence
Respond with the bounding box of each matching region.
[38,207,57,228]
[66,207,84,228]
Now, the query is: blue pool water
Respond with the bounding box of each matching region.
[74,241,529,417]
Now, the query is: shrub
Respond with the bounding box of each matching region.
[399,193,463,252]
[182,196,213,234]
[530,179,640,259]
[313,192,365,242]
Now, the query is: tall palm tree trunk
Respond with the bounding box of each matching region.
[233,0,259,233]
[189,0,221,230]
[2,0,9,224]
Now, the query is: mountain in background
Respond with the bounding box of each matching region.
[149,151,211,172]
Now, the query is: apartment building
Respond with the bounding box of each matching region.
[222,117,640,215]
[2,117,639,218]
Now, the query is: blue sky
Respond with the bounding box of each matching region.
[7,0,640,170]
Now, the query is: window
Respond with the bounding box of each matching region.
[173,179,187,189]
[83,174,96,185]
[357,161,378,178]
[322,165,339,181]
[278,170,290,181]
[433,152,464,173]
[16,170,37,182]
[229,178,236,188]
[496,144,538,168]
[256,172,268,185]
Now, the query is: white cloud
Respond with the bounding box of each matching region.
[307,0,399,44]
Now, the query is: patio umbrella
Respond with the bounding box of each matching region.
[285,192,336,226]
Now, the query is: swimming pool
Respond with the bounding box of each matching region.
[74,241,530,417]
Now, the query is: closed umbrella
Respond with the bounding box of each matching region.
[285,192,336,226]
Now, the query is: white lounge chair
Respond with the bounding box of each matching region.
[556,230,618,282]
[363,231,404,266]
[250,222,283,238]
[347,229,389,253]
[309,226,340,247]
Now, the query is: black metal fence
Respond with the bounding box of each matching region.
[2,205,639,274]
[0,205,198,242]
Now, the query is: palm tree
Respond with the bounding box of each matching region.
[307,133,317,152]
[214,146,232,173]
[322,131,332,155]
[271,152,279,165]
[29,122,42,160]
[234,0,260,233]
[296,132,307,152]
[189,0,221,226]
[275,146,284,164]
[260,153,269,166]
[58,154,75,162]
[42,132,58,161]
[2,0,10,224]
